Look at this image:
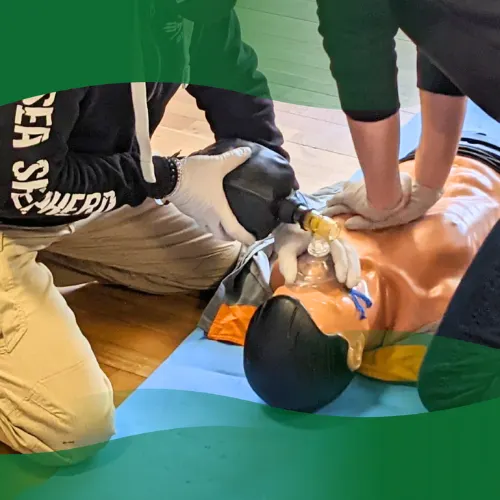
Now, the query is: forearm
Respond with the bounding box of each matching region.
[316,0,402,209]
[347,113,402,210]
[415,90,466,190]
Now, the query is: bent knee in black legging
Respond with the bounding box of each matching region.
[418,220,500,411]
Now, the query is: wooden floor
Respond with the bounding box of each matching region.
[0,4,420,493]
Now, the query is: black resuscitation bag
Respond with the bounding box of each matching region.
[193,139,300,241]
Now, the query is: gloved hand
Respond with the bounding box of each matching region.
[188,138,298,241]
[323,173,413,229]
[273,223,361,289]
[340,181,444,230]
[166,147,256,245]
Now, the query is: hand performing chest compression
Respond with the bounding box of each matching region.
[323,173,444,231]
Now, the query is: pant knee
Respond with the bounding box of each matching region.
[46,393,116,467]
[3,362,116,466]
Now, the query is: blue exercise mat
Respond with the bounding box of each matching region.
[112,329,426,441]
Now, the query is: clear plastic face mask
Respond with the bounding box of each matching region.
[287,235,367,371]
[295,236,337,288]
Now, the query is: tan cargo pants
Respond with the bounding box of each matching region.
[0,199,241,464]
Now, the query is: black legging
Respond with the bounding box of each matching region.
[418,218,500,411]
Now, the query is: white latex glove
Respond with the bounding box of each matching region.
[342,182,444,230]
[323,173,413,229]
[273,223,361,289]
[167,147,256,245]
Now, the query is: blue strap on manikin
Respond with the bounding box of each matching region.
[348,289,373,320]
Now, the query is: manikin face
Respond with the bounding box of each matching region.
[243,249,369,413]
[269,255,369,372]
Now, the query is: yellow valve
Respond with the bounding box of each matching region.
[301,210,342,241]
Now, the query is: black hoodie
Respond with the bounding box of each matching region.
[0,4,287,227]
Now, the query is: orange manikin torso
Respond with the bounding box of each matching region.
[271,156,500,352]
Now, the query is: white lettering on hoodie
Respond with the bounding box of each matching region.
[10,84,153,217]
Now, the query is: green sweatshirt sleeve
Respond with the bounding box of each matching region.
[316,0,400,112]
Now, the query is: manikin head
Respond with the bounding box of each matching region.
[243,251,368,413]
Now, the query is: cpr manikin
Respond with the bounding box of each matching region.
[241,151,500,413]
